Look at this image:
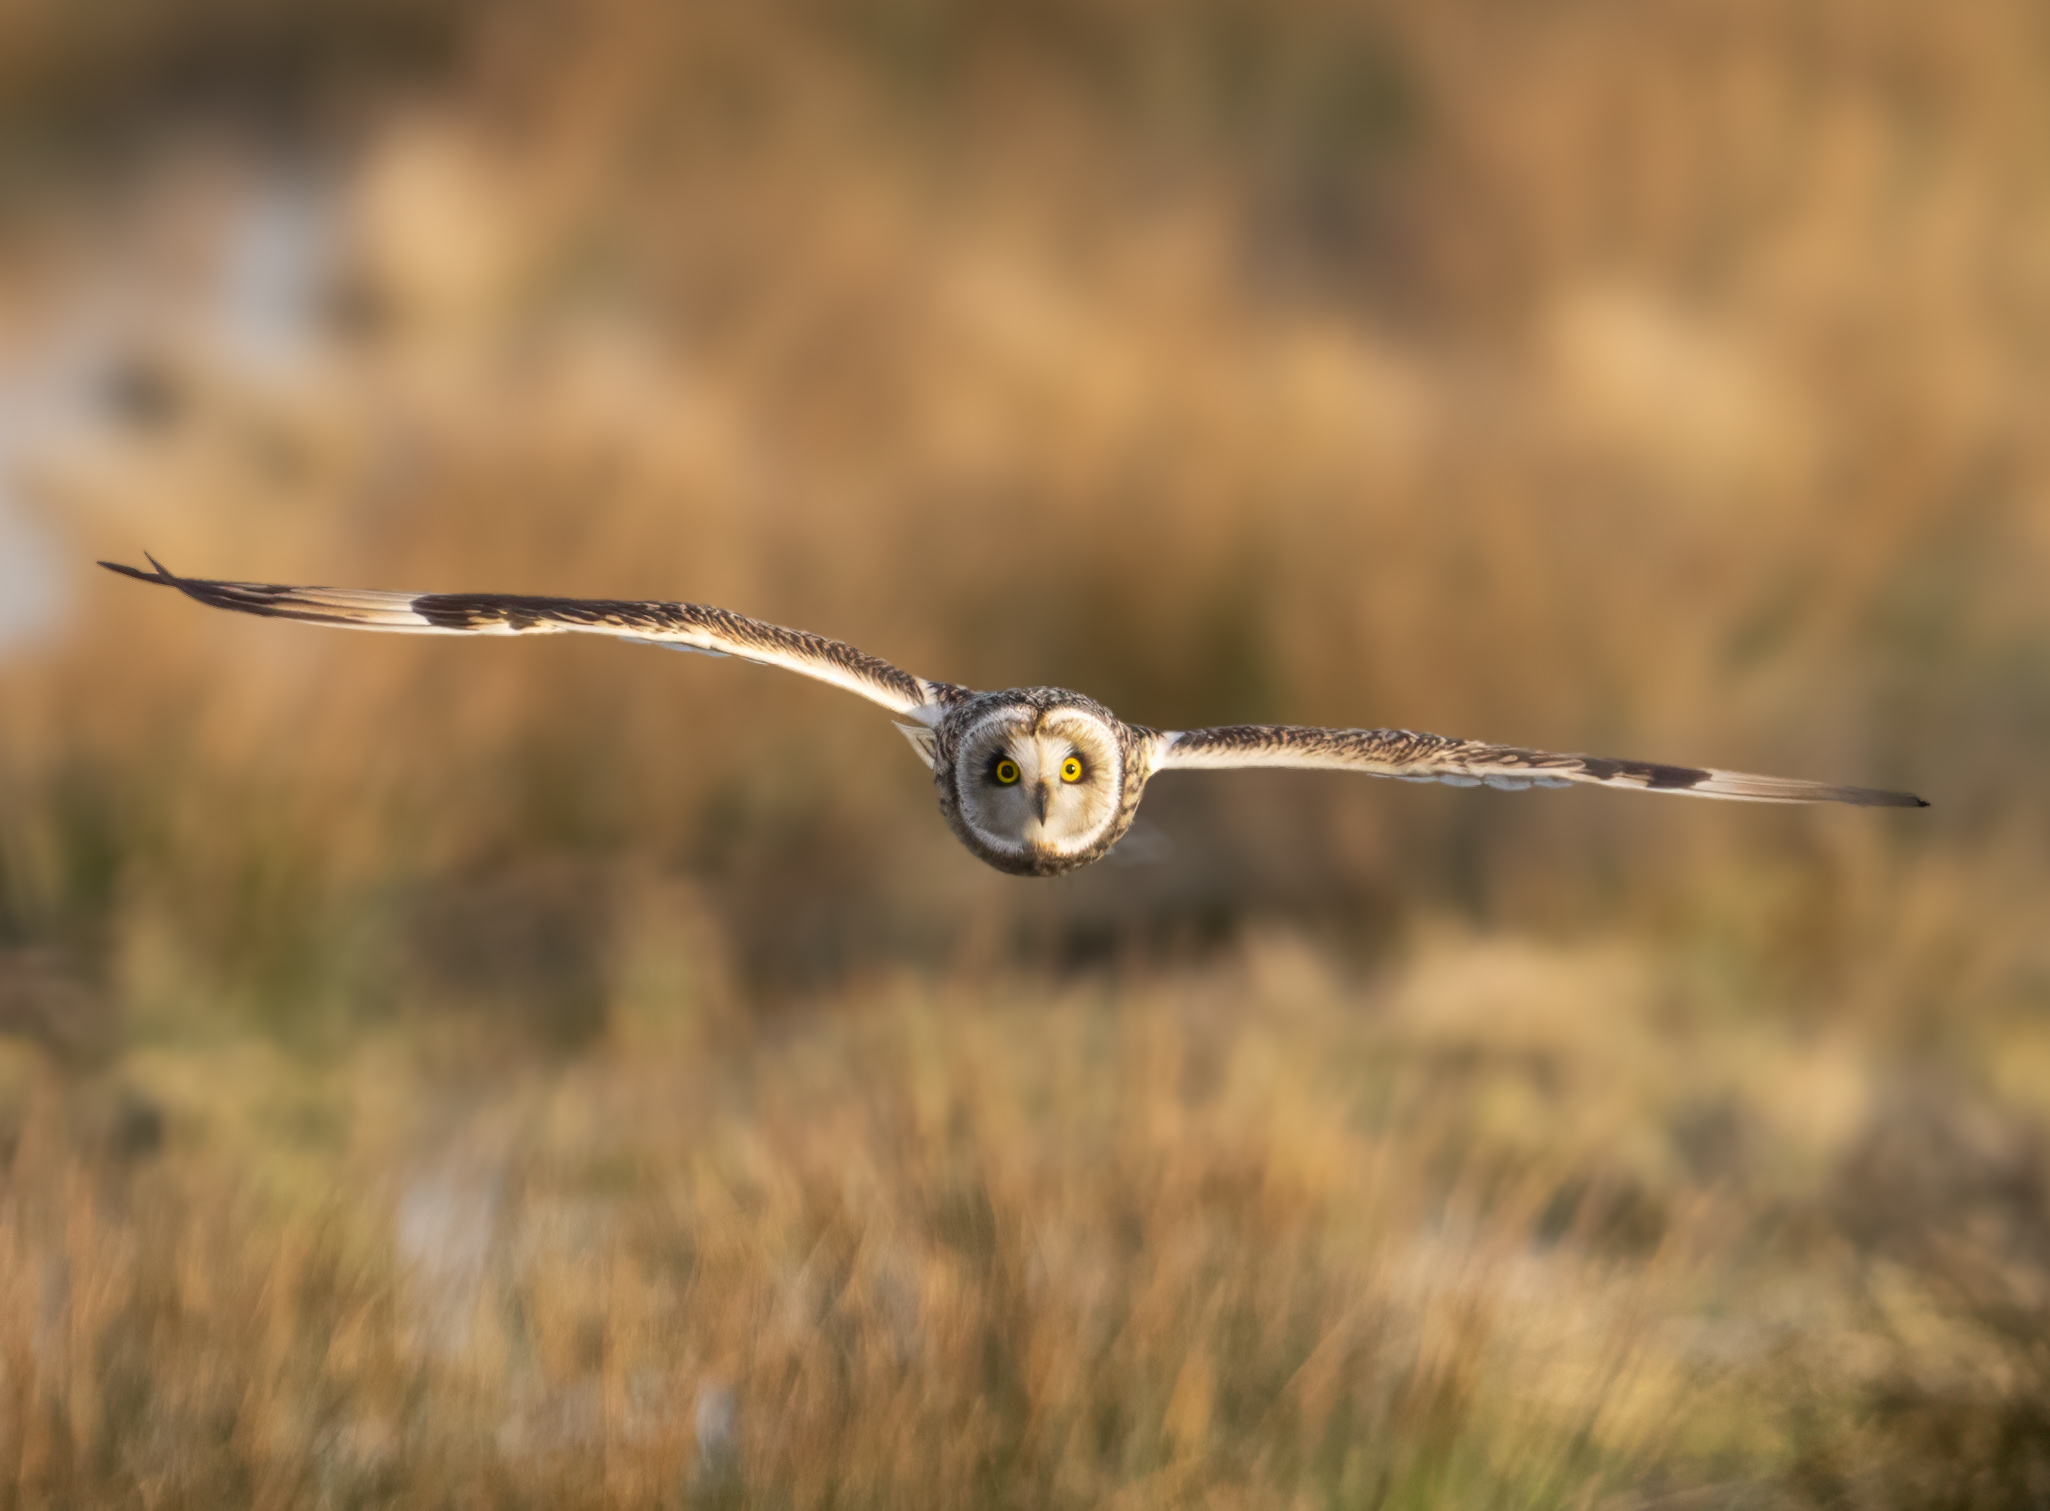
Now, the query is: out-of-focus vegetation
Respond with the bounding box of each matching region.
[2,1,2048,1504]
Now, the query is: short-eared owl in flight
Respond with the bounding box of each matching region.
[103,558,1926,876]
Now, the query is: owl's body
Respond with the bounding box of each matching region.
[101,558,1928,877]
[926,688,1154,876]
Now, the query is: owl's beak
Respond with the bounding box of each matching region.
[1033,782,1050,823]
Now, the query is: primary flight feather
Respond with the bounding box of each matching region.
[102,557,1927,877]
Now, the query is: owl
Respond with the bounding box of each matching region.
[103,558,1926,876]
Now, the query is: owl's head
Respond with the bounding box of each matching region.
[931,691,1130,876]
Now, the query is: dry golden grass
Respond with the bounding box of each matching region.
[3,1,2049,1504]
[7,931,2050,1506]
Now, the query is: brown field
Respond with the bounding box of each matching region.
[2,1,2049,1504]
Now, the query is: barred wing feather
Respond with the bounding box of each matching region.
[99,557,963,720]
[1152,725,1926,808]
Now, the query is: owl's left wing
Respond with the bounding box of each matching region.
[1149,724,1926,807]
[100,557,966,720]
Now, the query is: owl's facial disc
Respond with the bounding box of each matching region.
[957,707,1121,861]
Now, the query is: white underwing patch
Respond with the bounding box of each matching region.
[894,722,939,770]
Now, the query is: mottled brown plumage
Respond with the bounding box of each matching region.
[1158,725,1925,808]
[101,556,1928,877]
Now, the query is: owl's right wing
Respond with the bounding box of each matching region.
[101,556,970,721]
[1148,724,1926,807]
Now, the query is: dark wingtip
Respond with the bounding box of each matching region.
[1852,786,1928,809]
[99,558,171,585]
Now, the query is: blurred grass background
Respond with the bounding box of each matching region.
[1,0,2048,1504]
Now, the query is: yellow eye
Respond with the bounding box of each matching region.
[994,758,1021,785]
[1060,756,1083,783]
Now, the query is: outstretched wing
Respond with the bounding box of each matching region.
[101,556,967,721]
[1150,725,1926,808]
